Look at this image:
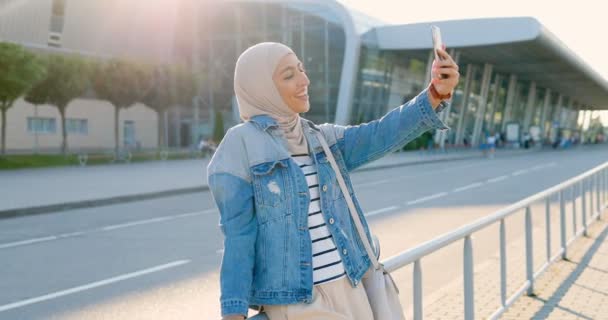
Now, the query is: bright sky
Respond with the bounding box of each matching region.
[339,0,607,127]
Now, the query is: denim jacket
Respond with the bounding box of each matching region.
[207,89,448,317]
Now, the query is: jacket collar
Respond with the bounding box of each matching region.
[249,114,323,153]
[249,114,279,131]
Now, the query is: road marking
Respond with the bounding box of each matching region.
[0,236,57,249]
[365,206,400,217]
[406,192,448,206]
[353,161,497,188]
[487,175,509,183]
[0,209,216,250]
[453,182,484,193]
[0,260,190,313]
[512,169,528,176]
[101,216,177,231]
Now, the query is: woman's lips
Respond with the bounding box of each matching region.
[296,94,309,101]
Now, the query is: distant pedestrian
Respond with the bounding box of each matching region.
[487,133,496,158]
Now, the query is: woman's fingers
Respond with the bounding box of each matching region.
[436,48,456,65]
[432,68,459,82]
[432,65,459,78]
[435,59,458,70]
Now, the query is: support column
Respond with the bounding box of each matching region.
[523,82,537,132]
[553,94,564,123]
[455,64,474,145]
[471,63,493,146]
[540,89,551,141]
[487,74,502,132]
[501,74,517,131]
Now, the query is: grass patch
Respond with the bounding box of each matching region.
[0,154,80,170]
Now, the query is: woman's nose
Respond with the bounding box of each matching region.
[299,72,310,87]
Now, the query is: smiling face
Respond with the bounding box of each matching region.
[272,53,310,114]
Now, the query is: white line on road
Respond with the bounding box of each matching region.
[101,216,177,231]
[0,209,216,250]
[102,209,215,231]
[353,161,498,189]
[453,182,484,193]
[406,192,448,206]
[0,260,190,313]
[56,231,85,238]
[512,169,528,176]
[487,175,509,183]
[0,236,57,249]
[365,206,400,217]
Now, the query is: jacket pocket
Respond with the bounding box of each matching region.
[251,158,290,211]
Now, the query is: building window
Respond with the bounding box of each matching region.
[66,119,88,135]
[27,117,56,134]
[123,120,136,147]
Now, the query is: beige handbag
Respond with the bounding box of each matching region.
[314,130,406,320]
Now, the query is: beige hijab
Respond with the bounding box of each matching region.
[234,42,309,155]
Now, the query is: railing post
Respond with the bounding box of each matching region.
[413,260,422,320]
[545,197,551,262]
[571,186,577,236]
[500,219,507,306]
[602,169,608,210]
[464,235,475,320]
[588,175,595,217]
[582,179,588,236]
[597,172,601,216]
[602,169,608,203]
[560,189,567,259]
[525,206,534,295]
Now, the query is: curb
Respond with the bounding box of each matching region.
[0,150,533,219]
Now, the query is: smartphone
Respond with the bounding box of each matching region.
[431,25,444,61]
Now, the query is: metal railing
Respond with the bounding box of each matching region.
[383,162,608,320]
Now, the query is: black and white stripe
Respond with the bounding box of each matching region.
[292,153,346,285]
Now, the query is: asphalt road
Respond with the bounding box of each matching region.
[1,147,607,319]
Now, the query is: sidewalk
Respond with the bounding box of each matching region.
[501,218,608,320]
[0,148,531,218]
[416,208,608,320]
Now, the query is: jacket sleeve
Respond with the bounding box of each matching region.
[208,172,256,317]
[206,127,256,317]
[320,88,449,172]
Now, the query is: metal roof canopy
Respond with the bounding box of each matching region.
[367,17,608,109]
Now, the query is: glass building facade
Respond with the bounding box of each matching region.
[168,1,589,148]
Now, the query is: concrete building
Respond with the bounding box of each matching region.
[1,0,606,153]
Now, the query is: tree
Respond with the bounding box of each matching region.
[141,64,199,150]
[141,64,172,149]
[0,42,46,155]
[92,58,153,157]
[25,54,91,155]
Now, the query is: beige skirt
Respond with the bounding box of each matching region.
[262,276,374,320]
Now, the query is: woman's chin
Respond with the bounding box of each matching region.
[292,103,310,114]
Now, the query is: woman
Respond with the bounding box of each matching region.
[208,42,459,320]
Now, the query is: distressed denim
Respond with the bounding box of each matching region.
[207,89,448,316]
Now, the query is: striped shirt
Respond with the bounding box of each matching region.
[291,153,347,285]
